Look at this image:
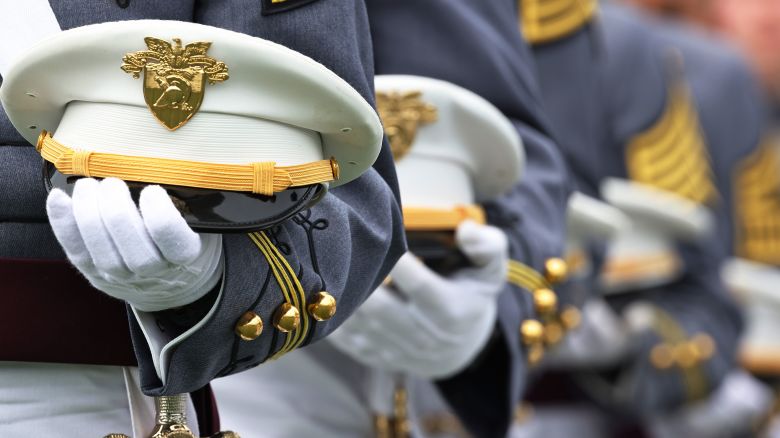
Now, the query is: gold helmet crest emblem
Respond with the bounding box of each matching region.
[376,90,438,161]
[121,37,229,130]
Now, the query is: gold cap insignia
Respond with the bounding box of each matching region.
[375,90,438,161]
[121,37,229,130]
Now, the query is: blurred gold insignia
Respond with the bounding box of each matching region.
[734,143,780,265]
[521,0,598,45]
[376,90,438,161]
[626,80,717,205]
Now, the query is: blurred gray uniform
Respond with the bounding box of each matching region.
[213,2,573,438]
[640,12,773,438]
[515,1,760,435]
[0,0,405,435]
[720,25,780,438]
[369,5,573,436]
[724,190,780,437]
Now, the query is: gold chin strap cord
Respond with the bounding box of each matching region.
[36,130,340,196]
[402,205,486,231]
[600,251,682,287]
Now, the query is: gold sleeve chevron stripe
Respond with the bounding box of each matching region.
[248,231,310,359]
[507,259,550,291]
[520,0,598,45]
[734,143,780,265]
[625,81,717,205]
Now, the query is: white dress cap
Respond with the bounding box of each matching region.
[566,191,630,248]
[599,178,714,293]
[0,20,383,189]
[374,75,524,209]
[565,191,630,279]
[722,257,780,372]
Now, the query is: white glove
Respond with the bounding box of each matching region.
[329,221,508,379]
[649,371,774,438]
[544,299,632,369]
[46,177,223,312]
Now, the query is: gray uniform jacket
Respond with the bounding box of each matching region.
[529,2,758,414]
[366,1,572,436]
[0,0,405,396]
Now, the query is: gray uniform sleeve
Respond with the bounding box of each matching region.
[128,0,406,396]
[366,1,572,436]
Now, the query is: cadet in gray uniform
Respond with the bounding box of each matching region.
[632,1,780,434]
[0,1,405,435]
[518,0,760,433]
[213,2,573,438]
[368,2,573,436]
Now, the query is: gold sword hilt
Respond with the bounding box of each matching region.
[104,394,239,438]
[149,394,195,438]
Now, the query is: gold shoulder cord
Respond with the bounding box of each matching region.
[733,143,780,266]
[625,66,717,205]
[520,0,598,45]
[37,132,338,196]
[248,231,310,359]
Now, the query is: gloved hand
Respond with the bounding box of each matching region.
[46,177,223,312]
[649,371,773,438]
[543,299,633,369]
[328,221,508,379]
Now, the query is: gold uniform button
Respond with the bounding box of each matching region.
[691,333,716,360]
[527,344,545,366]
[560,306,582,330]
[544,257,568,284]
[544,322,564,346]
[650,343,675,370]
[521,319,545,345]
[674,342,700,369]
[307,291,337,321]
[273,303,301,333]
[533,288,558,315]
[235,311,264,341]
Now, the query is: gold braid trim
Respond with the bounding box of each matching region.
[521,0,598,45]
[625,80,717,205]
[248,231,309,359]
[507,259,550,292]
[733,143,780,266]
[647,307,710,401]
[600,251,682,287]
[403,205,486,231]
[37,130,339,196]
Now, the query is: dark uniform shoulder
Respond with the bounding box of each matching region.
[599,4,668,149]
